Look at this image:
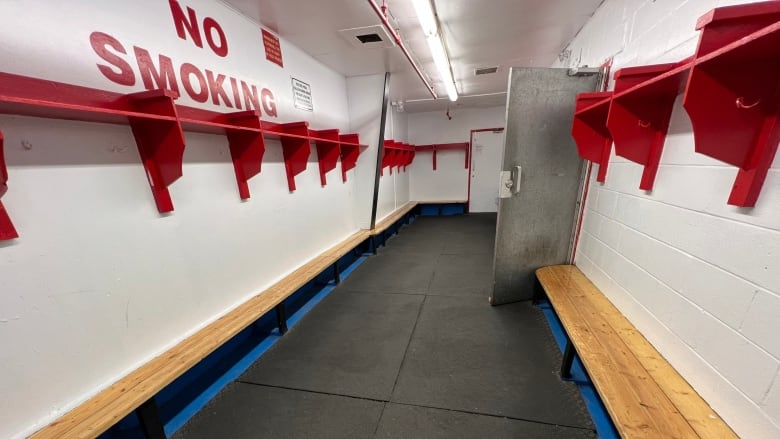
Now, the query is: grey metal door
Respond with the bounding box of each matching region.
[490,67,601,305]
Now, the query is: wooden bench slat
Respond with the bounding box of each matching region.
[556,266,738,439]
[539,267,697,438]
[371,202,417,236]
[537,265,737,439]
[31,229,371,439]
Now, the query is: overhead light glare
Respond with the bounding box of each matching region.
[412,0,458,101]
[411,0,438,36]
[425,35,458,101]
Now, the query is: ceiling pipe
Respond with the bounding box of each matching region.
[366,0,438,99]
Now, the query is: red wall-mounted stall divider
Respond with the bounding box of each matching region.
[608,61,690,190]
[158,105,266,201]
[0,71,370,214]
[415,144,436,170]
[0,72,188,213]
[224,111,265,199]
[683,2,780,207]
[433,143,469,169]
[0,131,19,240]
[339,133,362,182]
[381,140,396,175]
[311,129,341,186]
[414,143,468,171]
[572,92,613,182]
[125,90,186,213]
[264,121,311,192]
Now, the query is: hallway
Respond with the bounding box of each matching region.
[174,215,595,438]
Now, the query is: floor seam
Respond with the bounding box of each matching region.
[387,295,427,397]
[370,402,388,438]
[235,381,389,403]
[387,400,597,432]
[333,289,427,297]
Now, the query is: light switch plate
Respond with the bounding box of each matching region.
[499,171,512,198]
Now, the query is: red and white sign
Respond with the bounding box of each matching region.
[0,0,349,125]
[262,29,284,67]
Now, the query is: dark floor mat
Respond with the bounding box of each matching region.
[374,403,596,439]
[240,292,423,400]
[378,232,447,255]
[428,253,494,297]
[391,296,594,429]
[172,383,384,439]
[441,232,496,255]
[339,252,437,294]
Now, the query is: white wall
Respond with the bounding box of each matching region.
[347,74,386,229]
[0,1,373,437]
[407,106,505,202]
[345,75,410,226]
[560,1,780,437]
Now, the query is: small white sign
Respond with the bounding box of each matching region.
[291,78,313,112]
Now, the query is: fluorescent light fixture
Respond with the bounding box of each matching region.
[412,0,458,101]
[411,0,438,36]
[426,36,458,101]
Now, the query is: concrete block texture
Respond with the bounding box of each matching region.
[566,0,780,436]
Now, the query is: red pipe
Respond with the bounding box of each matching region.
[367,0,437,99]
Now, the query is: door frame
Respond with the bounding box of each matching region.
[467,127,505,213]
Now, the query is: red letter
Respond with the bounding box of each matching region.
[134,47,179,94]
[262,88,277,118]
[203,17,228,57]
[241,81,260,113]
[229,77,242,110]
[180,63,208,103]
[169,0,203,48]
[206,70,232,107]
[90,32,135,86]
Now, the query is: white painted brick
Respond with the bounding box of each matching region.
[582,207,603,236]
[594,187,619,217]
[679,261,758,330]
[582,231,608,268]
[618,227,692,293]
[603,162,651,197]
[667,297,779,403]
[606,161,780,231]
[667,1,717,43]
[741,291,780,359]
[604,248,678,322]
[597,215,624,249]
[567,0,780,434]
[762,369,780,426]
[612,195,780,293]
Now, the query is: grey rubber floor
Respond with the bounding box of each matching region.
[174,213,596,439]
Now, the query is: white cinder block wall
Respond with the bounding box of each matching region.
[408,106,505,202]
[558,1,780,437]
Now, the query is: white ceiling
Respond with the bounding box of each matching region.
[221,0,603,113]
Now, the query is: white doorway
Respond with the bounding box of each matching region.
[469,129,505,212]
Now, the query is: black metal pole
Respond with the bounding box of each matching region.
[560,339,576,379]
[369,72,392,230]
[136,398,167,439]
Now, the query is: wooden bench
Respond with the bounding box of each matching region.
[369,201,418,253]
[31,229,372,439]
[535,265,737,438]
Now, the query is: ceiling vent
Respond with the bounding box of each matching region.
[475,66,499,76]
[338,25,396,49]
